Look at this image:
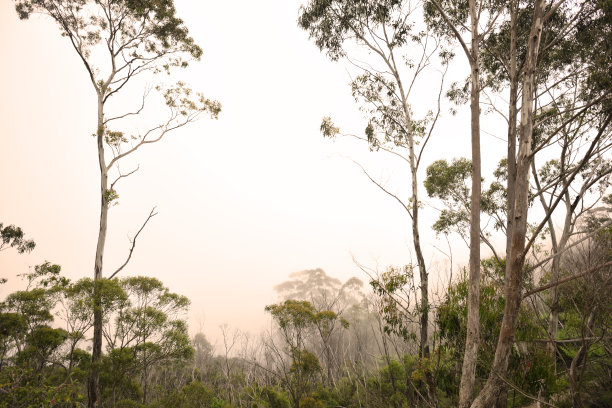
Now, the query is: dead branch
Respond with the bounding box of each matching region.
[108,207,158,280]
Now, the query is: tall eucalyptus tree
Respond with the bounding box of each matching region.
[299,0,448,369]
[13,1,220,406]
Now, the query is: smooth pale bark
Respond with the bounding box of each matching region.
[496,4,518,407]
[425,2,483,405]
[399,80,429,361]
[88,91,108,408]
[458,1,481,407]
[382,34,430,362]
[409,113,435,404]
[471,2,546,406]
[393,54,434,403]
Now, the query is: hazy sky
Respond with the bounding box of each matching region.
[0,1,507,341]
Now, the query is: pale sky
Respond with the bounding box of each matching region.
[0,1,507,341]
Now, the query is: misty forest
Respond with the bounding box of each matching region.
[1,0,611,408]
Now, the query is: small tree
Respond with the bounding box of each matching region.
[274,269,362,386]
[14,1,220,406]
[265,300,328,408]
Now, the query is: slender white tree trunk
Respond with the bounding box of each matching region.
[88,91,108,408]
[458,1,481,406]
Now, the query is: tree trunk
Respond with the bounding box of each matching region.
[471,2,546,406]
[497,5,518,406]
[410,143,429,360]
[547,194,572,364]
[505,0,518,279]
[458,1,481,407]
[394,65,429,361]
[88,92,108,408]
[396,66,434,405]
[568,309,596,408]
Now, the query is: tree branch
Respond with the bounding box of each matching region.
[110,165,140,190]
[347,158,412,218]
[108,207,158,280]
[523,261,612,299]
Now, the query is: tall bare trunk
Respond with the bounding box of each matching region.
[458,2,481,407]
[393,65,429,361]
[410,143,428,360]
[395,66,435,404]
[471,2,546,406]
[496,4,518,407]
[506,0,518,274]
[88,92,108,408]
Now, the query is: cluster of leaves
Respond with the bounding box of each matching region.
[0,223,35,254]
[370,265,416,341]
[0,266,193,408]
[298,0,407,61]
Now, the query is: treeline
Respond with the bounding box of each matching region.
[1,225,611,407]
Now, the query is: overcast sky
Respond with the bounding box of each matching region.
[0,1,509,341]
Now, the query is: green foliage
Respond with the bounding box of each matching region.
[565,0,612,113]
[363,355,438,408]
[0,269,194,408]
[257,386,291,408]
[15,0,202,64]
[159,81,222,120]
[265,300,317,344]
[299,0,407,61]
[152,381,217,408]
[424,158,472,236]
[370,265,417,341]
[425,157,512,235]
[425,158,471,201]
[436,258,557,403]
[0,222,35,254]
[319,117,339,139]
[290,349,321,376]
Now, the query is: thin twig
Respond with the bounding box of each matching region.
[108,207,158,280]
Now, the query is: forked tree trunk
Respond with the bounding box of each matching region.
[471,2,546,406]
[393,62,429,362]
[395,65,435,405]
[458,1,481,407]
[88,91,108,408]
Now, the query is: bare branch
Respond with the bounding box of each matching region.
[347,158,412,218]
[104,87,151,124]
[495,373,559,408]
[108,207,158,280]
[523,261,612,299]
[523,114,612,257]
[110,165,140,190]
